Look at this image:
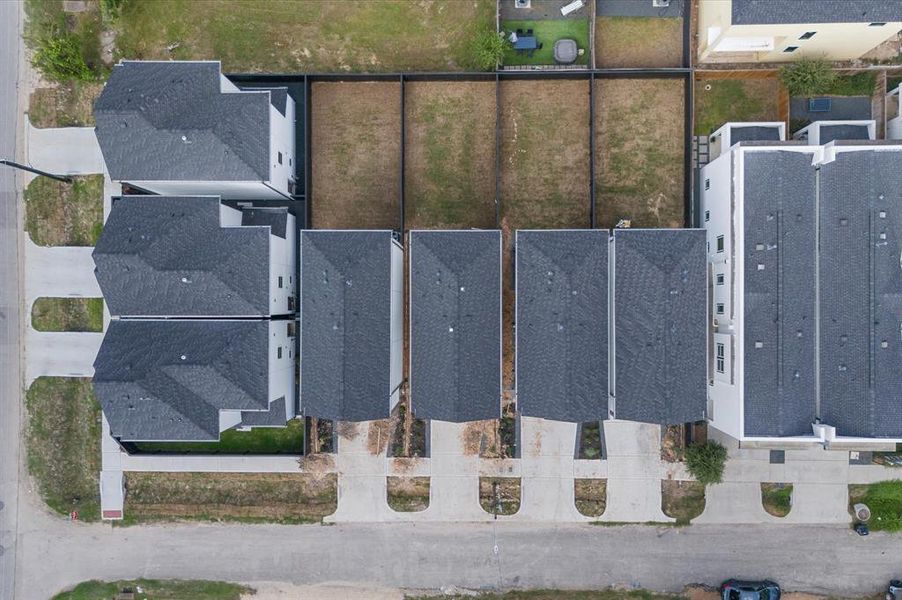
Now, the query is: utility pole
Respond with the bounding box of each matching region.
[0,159,73,183]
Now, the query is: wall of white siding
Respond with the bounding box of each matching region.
[269,320,296,415]
[389,239,404,411]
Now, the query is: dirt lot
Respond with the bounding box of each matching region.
[387,476,430,512]
[123,472,337,524]
[405,81,496,230]
[311,82,401,229]
[500,79,591,230]
[694,77,782,136]
[595,78,685,228]
[575,478,607,517]
[596,17,683,68]
[28,82,104,128]
[661,480,705,525]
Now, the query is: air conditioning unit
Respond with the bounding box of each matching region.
[653,0,671,7]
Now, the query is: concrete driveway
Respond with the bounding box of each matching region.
[24,239,100,302]
[25,124,103,175]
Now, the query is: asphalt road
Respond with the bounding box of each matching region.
[14,520,902,599]
[0,2,22,600]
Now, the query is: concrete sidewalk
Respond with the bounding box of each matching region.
[25,123,103,175]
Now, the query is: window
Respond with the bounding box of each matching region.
[716,235,724,252]
[278,276,283,288]
[705,178,710,190]
[869,22,887,26]
[716,303,725,315]
[705,210,710,222]
[716,343,725,374]
[783,46,798,53]
[277,347,283,359]
[277,151,283,165]
[716,273,724,285]
[798,31,816,40]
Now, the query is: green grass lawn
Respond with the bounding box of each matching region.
[850,480,902,531]
[26,377,101,521]
[694,78,782,136]
[31,297,103,332]
[661,480,705,525]
[131,418,304,454]
[501,19,590,66]
[25,175,104,247]
[52,579,251,600]
[761,483,792,517]
[115,0,495,72]
[824,72,877,96]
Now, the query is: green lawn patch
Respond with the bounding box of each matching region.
[761,483,792,518]
[694,78,782,136]
[24,0,107,81]
[850,480,902,531]
[31,297,103,332]
[130,418,304,455]
[661,480,705,525]
[479,477,521,516]
[824,72,877,96]
[501,19,590,66]
[25,175,104,247]
[115,0,495,72]
[52,579,251,600]
[26,377,101,521]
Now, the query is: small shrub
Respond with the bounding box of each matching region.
[470,27,507,71]
[100,0,125,24]
[779,57,836,97]
[32,33,95,83]
[684,440,727,485]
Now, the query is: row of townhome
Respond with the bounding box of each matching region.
[701,122,902,448]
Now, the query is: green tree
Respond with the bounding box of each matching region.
[779,57,837,97]
[32,33,95,83]
[470,27,507,71]
[684,440,728,485]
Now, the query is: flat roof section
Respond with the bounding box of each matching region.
[300,230,393,421]
[516,230,608,422]
[819,149,902,438]
[613,229,707,425]
[742,150,818,437]
[819,125,872,145]
[410,230,501,422]
[94,320,270,442]
[730,126,782,144]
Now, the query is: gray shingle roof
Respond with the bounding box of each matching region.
[732,0,902,24]
[819,149,902,438]
[731,126,782,144]
[613,229,707,425]
[94,61,271,182]
[241,206,288,239]
[93,196,272,317]
[300,231,393,421]
[516,230,608,422]
[410,230,501,422]
[818,125,872,144]
[94,320,272,442]
[743,151,818,437]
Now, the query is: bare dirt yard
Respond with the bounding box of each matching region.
[311,82,401,229]
[386,476,430,512]
[405,81,497,230]
[123,472,337,524]
[596,17,683,68]
[595,77,685,228]
[499,79,591,230]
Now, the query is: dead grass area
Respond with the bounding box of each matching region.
[405,81,496,230]
[311,82,401,229]
[595,78,685,228]
[479,477,521,516]
[123,472,337,524]
[367,419,393,455]
[501,224,515,389]
[387,476,430,512]
[693,78,782,136]
[661,425,684,463]
[596,17,683,68]
[461,419,497,456]
[28,82,104,128]
[500,80,590,230]
[575,478,606,517]
[661,480,705,525]
[25,175,104,247]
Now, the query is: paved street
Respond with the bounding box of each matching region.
[13,518,902,600]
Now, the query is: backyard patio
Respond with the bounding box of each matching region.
[501,18,590,66]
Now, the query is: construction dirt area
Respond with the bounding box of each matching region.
[499,79,591,230]
[311,82,401,229]
[404,81,497,230]
[595,77,685,229]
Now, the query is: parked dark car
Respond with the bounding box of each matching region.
[886,580,902,600]
[854,522,870,536]
[721,580,781,600]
